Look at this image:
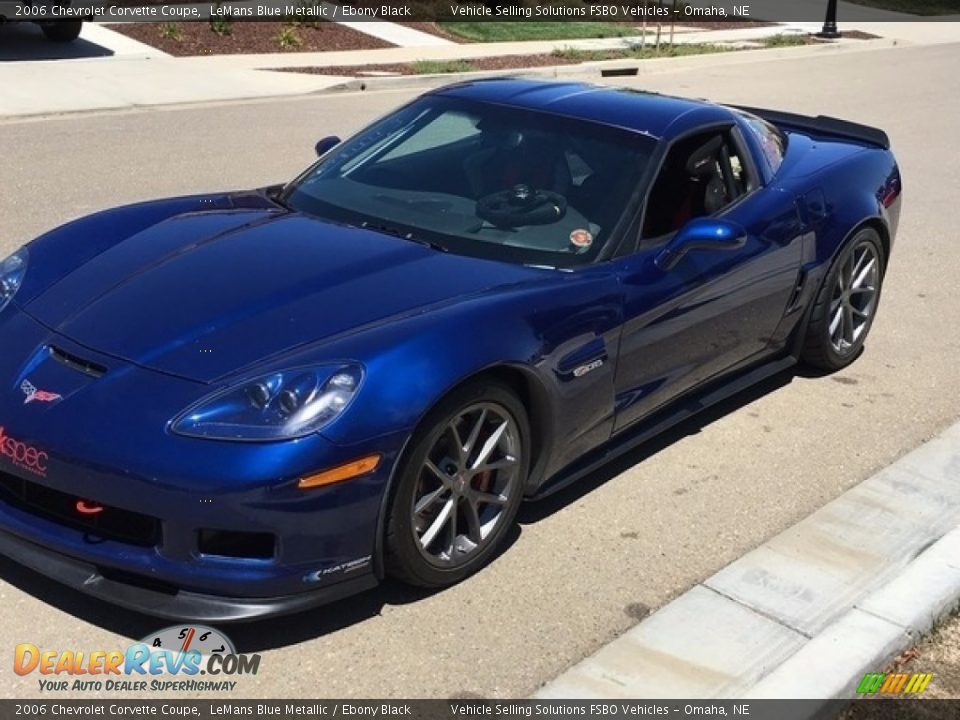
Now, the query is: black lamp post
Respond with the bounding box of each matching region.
[817,0,841,39]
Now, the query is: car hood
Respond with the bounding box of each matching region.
[24,206,539,383]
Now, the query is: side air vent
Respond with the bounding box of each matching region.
[48,346,107,378]
[786,270,808,313]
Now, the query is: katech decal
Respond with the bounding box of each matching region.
[0,425,48,477]
[20,379,62,405]
[303,555,372,583]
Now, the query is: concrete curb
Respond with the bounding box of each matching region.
[535,421,960,705]
[312,38,899,94]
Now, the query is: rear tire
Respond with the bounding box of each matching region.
[801,227,885,371]
[384,380,529,588]
[41,21,82,43]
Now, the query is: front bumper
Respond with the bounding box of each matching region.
[0,525,377,621]
[0,308,408,619]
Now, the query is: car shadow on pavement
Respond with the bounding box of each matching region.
[0,22,113,60]
[228,529,522,652]
[519,366,797,525]
[0,527,522,651]
[0,376,797,646]
[0,376,799,652]
[0,374,794,646]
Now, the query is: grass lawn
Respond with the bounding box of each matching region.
[550,42,731,62]
[438,21,641,42]
[761,33,808,47]
[845,0,960,14]
[412,59,476,74]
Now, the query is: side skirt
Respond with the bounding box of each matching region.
[527,355,797,501]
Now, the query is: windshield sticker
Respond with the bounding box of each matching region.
[570,229,593,249]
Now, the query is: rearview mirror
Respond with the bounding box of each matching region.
[315,136,341,157]
[654,218,747,271]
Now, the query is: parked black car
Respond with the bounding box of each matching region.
[1,2,83,42]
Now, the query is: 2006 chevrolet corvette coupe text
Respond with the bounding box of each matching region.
[0,80,901,620]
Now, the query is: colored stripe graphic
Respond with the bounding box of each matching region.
[857,672,933,695]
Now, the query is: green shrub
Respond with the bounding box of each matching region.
[413,60,474,74]
[159,23,182,41]
[276,26,304,50]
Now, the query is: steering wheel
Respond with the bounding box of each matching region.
[476,184,567,228]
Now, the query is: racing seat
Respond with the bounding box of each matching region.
[685,135,730,217]
[464,125,572,199]
[642,134,732,239]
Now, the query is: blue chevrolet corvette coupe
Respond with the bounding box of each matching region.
[0,79,901,620]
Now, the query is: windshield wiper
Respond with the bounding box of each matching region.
[358,221,448,253]
[271,195,294,212]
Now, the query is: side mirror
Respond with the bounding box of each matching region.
[654,218,747,271]
[314,136,341,157]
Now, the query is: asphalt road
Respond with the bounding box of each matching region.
[1,40,959,699]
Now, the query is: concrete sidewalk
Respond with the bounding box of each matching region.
[2,22,959,120]
[333,20,454,47]
[0,56,350,118]
[537,422,960,705]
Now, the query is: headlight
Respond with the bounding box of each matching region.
[172,364,363,441]
[0,247,28,314]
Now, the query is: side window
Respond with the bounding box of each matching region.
[641,130,749,240]
[738,112,786,175]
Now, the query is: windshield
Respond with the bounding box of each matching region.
[282,96,657,267]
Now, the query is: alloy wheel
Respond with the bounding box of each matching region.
[411,402,521,568]
[829,240,880,356]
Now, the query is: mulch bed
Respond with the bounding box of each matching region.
[112,21,394,56]
[111,18,877,59]
[274,50,706,77]
[274,30,879,77]
[841,30,882,39]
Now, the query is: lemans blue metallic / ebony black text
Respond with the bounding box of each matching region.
[0,80,902,620]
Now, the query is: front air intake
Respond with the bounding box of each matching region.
[198,529,276,560]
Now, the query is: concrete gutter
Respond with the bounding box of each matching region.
[536,421,960,707]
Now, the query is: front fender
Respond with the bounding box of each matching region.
[293,268,625,485]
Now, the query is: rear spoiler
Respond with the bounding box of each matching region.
[732,105,891,150]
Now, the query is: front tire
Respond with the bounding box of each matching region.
[384,381,530,588]
[802,227,886,371]
[41,21,82,43]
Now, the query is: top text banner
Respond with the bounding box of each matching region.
[2,0,959,23]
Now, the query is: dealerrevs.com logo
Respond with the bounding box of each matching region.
[15,625,262,694]
[0,425,48,477]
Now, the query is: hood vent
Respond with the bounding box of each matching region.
[48,346,107,378]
